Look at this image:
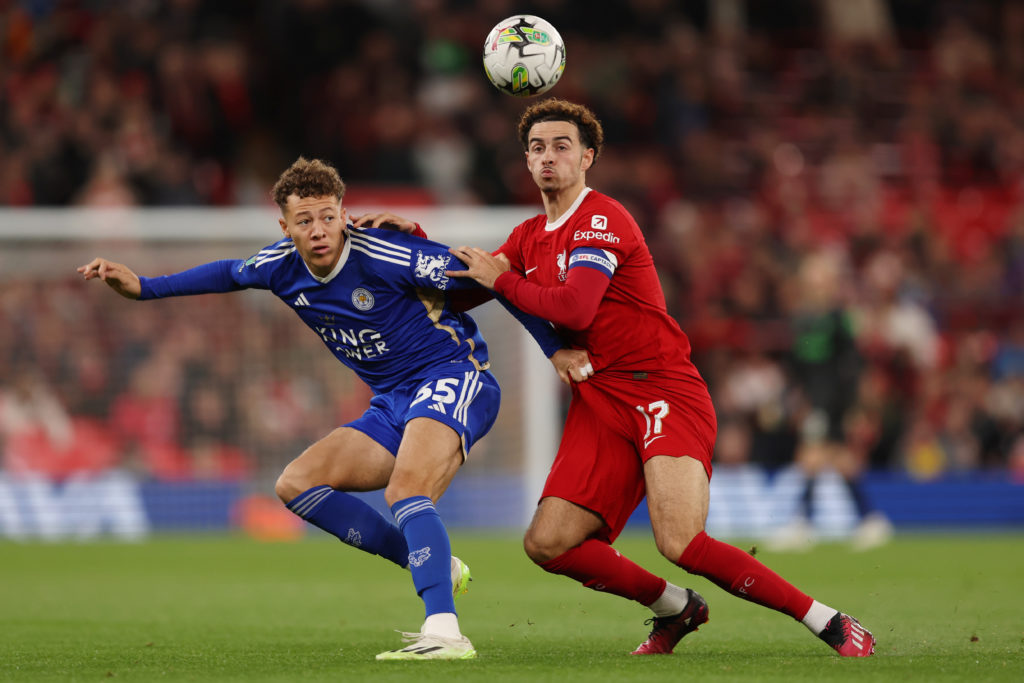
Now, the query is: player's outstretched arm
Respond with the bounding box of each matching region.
[77,257,142,299]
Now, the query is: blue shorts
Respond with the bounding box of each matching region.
[345,368,501,460]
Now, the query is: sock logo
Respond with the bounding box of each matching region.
[738,576,756,595]
[345,528,363,547]
[408,546,432,567]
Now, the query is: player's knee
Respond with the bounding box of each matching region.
[274,463,307,504]
[653,526,701,564]
[382,484,402,508]
[383,472,414,507]
[522,527,568,565]
[384,478,428,508]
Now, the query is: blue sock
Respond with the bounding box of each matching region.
[286,486,408,567]
[391,495,455,618]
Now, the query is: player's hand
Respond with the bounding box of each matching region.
[351,212,418,233]
[549,348,594,385]
[77,257,142,299]
[447,247,510,289]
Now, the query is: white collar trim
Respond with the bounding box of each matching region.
[544,187,592,231]
[305,227,352,284]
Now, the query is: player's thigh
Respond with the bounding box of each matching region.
[541,385,647,542]
[386,417,463,504]
[643,454,710,560]
[276,426,395,501]
[385,369,500,504]
[523,496,607,562]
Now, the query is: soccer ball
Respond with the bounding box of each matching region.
[482,15,565,97]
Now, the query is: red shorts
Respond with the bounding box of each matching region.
[541,370,717,542]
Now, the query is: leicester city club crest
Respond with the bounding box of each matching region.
[351,287,374,311]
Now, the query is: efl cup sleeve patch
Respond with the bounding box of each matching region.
[567,246,617,278]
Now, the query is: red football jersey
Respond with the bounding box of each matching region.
[497,188,701,379]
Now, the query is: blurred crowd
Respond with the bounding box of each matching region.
[0,280,373,482]
[1,0,1023,483]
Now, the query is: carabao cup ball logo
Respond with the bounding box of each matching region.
[483,15,565,97]
[351,287,374,311]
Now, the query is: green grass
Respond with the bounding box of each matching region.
[1,532,1022,681]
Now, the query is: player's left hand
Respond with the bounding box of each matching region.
[549,348,594,385]
[351,212,418,233]
[77,257,142,299]
[447,247,509,289]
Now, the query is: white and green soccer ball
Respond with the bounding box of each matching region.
[482,15,565,97]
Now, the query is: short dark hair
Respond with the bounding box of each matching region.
[271,157,346,210]
[517,98,604,161]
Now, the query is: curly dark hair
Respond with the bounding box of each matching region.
[271,157,346,210]
[516,98,604,161]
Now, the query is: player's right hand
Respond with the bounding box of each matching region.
[77,257,142,299]
[550,348,594,385]
[351,212,418,233]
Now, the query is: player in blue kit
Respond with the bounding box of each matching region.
[78,157,573,661]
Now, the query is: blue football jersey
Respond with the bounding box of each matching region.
[140,227,494,394]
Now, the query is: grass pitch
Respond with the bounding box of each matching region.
[1,531,1022,682]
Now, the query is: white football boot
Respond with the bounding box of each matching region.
[376,632,477,661]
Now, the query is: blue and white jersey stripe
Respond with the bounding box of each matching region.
[348,231,413,266]
[254,244,296,268]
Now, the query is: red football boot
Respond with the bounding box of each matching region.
[631,589,709,655]
[819,612,876,657]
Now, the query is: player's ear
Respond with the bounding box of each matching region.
[580,147,595,173]
[279,216,289,238]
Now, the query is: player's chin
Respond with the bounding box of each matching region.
[306,249,337,269]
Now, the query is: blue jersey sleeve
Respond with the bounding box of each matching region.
[493,294,563,358]
[138,258,268,299]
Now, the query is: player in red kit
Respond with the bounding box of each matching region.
[448,99,875,658]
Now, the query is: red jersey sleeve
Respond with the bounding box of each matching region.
[493,263,610,330]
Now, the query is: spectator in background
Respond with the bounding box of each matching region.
[853,249,944,479]
[770,249,892,551]
[0,368,76,476]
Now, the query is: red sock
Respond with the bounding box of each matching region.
[678,531,813,620]
[539,538,667,606]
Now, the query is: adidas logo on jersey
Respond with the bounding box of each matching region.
[293,293,310,307]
